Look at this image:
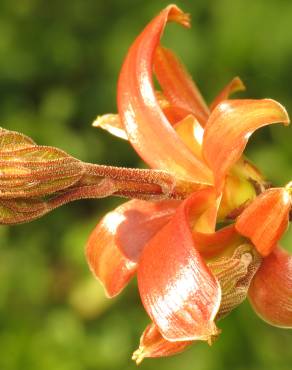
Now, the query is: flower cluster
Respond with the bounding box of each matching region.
[86,4,292,363]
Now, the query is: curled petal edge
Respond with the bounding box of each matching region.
[203,99,290,191]
[86,199,178,297]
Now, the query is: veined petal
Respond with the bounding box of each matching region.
[209,77,245,111]
[137,189,221,342]
[236,188,291,256]
[86,199,178,297]
[133,237,261,362]
[248,247,292,328]
[117,5,213,184]
[154,46,210,125]
[203,99,290,191]
[132,323,191,364]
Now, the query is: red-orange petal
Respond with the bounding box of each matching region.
[86,199,179,297]
[154,46,210,125]
[137,189,221,341]
[209,77,245,111]
[132,323,191,363]
[163,105,192,125]
[117,5,212,184]
[203,99,290,191]
[236,188,291,256]
[193,224,243,260]
[248,247,292,328]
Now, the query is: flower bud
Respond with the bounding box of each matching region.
[0,128,84,199]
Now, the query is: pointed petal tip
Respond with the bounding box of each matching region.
[92,114,128,140]
[210,76,246,111]
[166,5,191,28]
[233,76,246,91]
[264,98,290,125]
[132,347,145,365]
[207,325,222,346]
[133,323,193,361]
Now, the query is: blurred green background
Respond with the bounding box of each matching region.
[0,0,291,369]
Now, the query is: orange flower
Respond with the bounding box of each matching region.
[86,4,291,362]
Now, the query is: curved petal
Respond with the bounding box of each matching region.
[236,188,291,256]
[248,247,292,328]
[209,77,245,111]
[203,99,290,191]
[132,323,191,363]
[86,199,179,297]
[193,225,243,259]
[137,189,221,342]
[117,5,213,184]
[154,46,210,125]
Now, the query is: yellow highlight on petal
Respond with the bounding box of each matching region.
[175,115,203,159]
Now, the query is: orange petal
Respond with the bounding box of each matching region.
[193,225,243,260]
[209,77,245,111]
[132,323,191,363]
[137,189,221,342]
[203,99,290,191]
[236,188,291,256]
[162,105,192,125]
[248,247,292,328]
[86,199,179,297]
[154,46,210,125]
[117,5,213,184]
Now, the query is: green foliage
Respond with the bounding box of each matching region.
[0,0,291,369]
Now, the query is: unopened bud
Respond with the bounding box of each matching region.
[0,128,84,199]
